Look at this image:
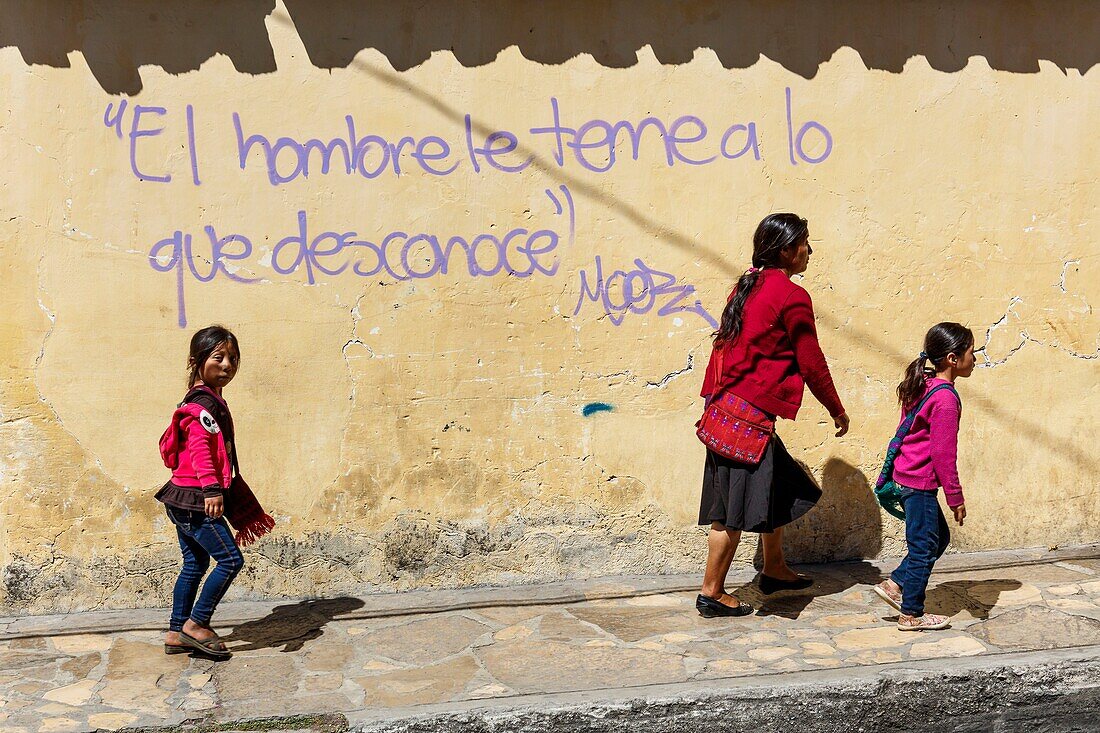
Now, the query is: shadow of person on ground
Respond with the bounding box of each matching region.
[731,559,883,621]
[727,457,884,620]
[871,579,1024,622]
[223,596,365,652]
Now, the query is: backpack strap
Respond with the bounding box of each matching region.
[899,384,959,433]
[874,383,959,491]
[182,386,239,476]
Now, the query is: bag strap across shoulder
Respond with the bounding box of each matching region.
[706,344,728,406]
[714,346,726,395]
[875,383,959,492]
[896,383,959,440]
[182,386,240,476]
[182,387,227,430]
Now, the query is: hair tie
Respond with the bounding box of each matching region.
[919,351,928,360]
[746,267,760,275]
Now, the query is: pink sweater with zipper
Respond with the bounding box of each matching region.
[892,377,965,508]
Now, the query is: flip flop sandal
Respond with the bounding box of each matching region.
[164,643,190,655]
[179,631,232,659]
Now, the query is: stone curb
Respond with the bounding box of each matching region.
[344,644,1100,733]
[2,542,1097,640]
[122,713,349,733]
[108,645,1100,733]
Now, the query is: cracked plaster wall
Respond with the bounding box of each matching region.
[1,4,1098,614]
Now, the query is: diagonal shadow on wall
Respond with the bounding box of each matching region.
[3,1,1092,480]
[814,311,1100,475]
[306,34,1098,482]
[1,1,1096,94]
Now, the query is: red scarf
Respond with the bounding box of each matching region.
[225,475,275,546]
[186,386,275,546]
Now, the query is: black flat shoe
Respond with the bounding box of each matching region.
[758,574,814,595]
[696,594,754,618]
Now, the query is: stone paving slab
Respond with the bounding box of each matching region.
[3,544,1096,641]
[0,575,703,641]
[3,547,1100,732]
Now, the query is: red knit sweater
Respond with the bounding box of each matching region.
[700,269,845,420]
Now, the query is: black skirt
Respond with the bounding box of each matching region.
[155,481,207,512]
[698,433,821,533]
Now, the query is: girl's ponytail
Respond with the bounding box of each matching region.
[896,356,930,412]
[896,322,975,411]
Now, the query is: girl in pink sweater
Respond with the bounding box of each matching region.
[156,326,244,659]
[873,322,975,630]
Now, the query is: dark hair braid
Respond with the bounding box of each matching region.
[713,213,809,346]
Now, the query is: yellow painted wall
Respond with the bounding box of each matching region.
[1,2,1097,614]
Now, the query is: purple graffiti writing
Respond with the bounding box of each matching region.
[574,256,718,329]
[233,112,538,186]
[234,113,463,185]
[103,100,202,185]
[529,97,763,172]
[785,87,833,165]
[464,115,533,174]
[149,186,574,328]
[106,90,829,187]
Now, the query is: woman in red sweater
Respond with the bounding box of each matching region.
[696,213,850,618]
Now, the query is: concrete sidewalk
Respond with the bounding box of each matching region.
[4,545,1100,733]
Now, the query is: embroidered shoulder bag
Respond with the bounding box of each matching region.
[695,346,775,465]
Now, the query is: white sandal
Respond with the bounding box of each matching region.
[872,581,903,612]
[897,613,950,631]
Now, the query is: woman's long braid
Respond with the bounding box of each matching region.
[713,213,808,346]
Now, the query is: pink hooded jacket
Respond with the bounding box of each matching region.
[159,395,232,490]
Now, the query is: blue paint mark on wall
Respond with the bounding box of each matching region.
[582,402,614,417]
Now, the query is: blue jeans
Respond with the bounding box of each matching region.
[889,488,950,616]
[166,506,244,631]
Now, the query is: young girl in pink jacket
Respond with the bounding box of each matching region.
[874,322,975,631]
[156,325,245,659]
